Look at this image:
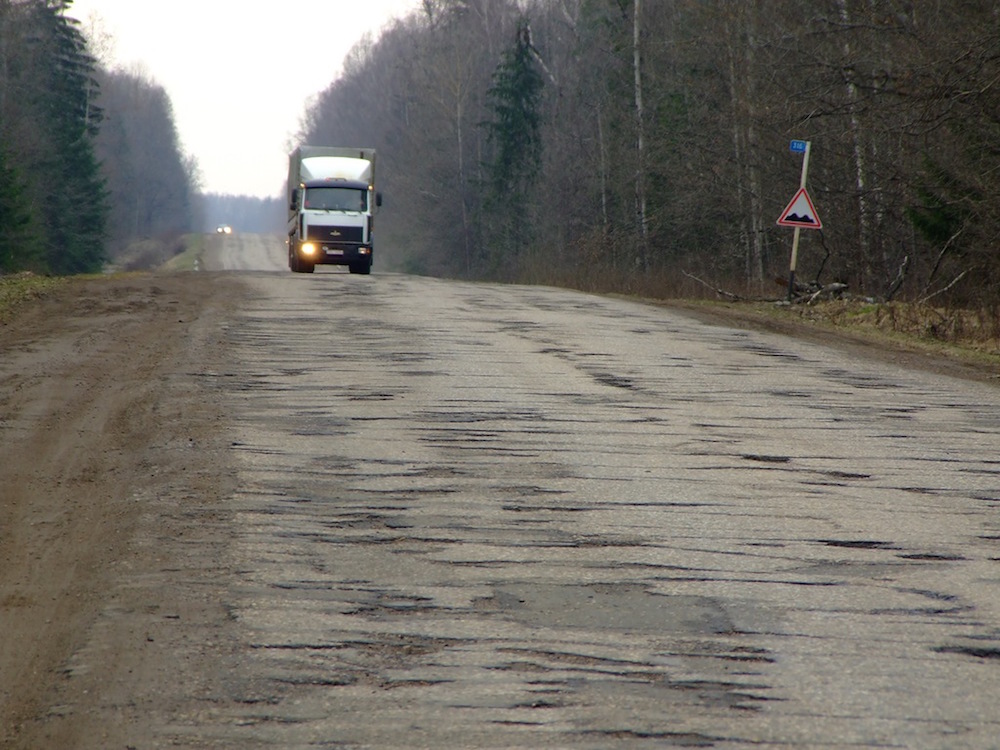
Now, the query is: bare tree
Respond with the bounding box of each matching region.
[632,0,649,270]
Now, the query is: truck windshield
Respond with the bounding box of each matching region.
[304,187,367,212]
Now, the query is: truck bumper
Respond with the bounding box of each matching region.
[292,241,372,273]
[313,245,372,265]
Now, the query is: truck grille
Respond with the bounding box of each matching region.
[307,225,363,244]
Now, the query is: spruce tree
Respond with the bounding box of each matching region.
[25,0,108,274]
[0,142,44,273]
[482,19,544,277]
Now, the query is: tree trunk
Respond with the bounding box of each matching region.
[725,3,765,290]
[633,0,649,270]
[597,103,609,237]
[837,0,873,280]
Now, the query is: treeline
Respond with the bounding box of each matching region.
[95,65,200,259]
[0,0,197,275]
[302,0,1000,305]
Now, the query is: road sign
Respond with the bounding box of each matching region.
[777,187,822,229]
[790,139,808,153]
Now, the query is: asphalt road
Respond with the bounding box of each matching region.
[189,234,1000,747]
[6,233,998,749]
[206,230,287,272]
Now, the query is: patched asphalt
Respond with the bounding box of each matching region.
[186,270,1000,748]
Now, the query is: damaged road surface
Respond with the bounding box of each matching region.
[2,246,1000,748]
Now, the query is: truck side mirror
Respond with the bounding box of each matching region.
[375,192,383,208]
[290,188,299,210]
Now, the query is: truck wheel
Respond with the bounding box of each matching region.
[349,261,371,275]
[289,249,314,273]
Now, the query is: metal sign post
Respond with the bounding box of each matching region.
[780,140,816,301]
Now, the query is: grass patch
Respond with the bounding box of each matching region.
[160,234,205,272]
[0,273,67,323]
[672,296,1000,377]
[777,299,1000,356]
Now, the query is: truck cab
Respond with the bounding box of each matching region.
[287,147,380,274]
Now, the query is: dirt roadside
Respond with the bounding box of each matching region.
[0,269,997,748]
[0,272,246,748]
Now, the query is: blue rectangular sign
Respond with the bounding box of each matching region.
[790,139,808,153]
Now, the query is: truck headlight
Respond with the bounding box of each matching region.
[301,242,317,256]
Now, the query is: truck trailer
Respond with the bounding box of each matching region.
[287,146,380,274]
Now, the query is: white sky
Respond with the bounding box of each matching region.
[69,0,424,198]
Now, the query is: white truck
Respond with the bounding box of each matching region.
[286,146,381,274]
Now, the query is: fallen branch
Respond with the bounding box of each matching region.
[805,282,849,305]
[922,227,964,297]
[918,270,968,305]
[682,270,742,301]
[885,255,909,302]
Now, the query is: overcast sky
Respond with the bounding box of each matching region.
[69,0,423,198]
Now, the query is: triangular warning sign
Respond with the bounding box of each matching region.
[777,187,822,229]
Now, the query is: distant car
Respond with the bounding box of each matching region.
[216,224,233,235]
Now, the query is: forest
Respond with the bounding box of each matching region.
[302,0,1000,306]
[0,0,203,274]
[2,0,1000,311]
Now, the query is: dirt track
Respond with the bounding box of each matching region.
[0,272,246,748]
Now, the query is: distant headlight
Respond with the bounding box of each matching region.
[301,242,317,256]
